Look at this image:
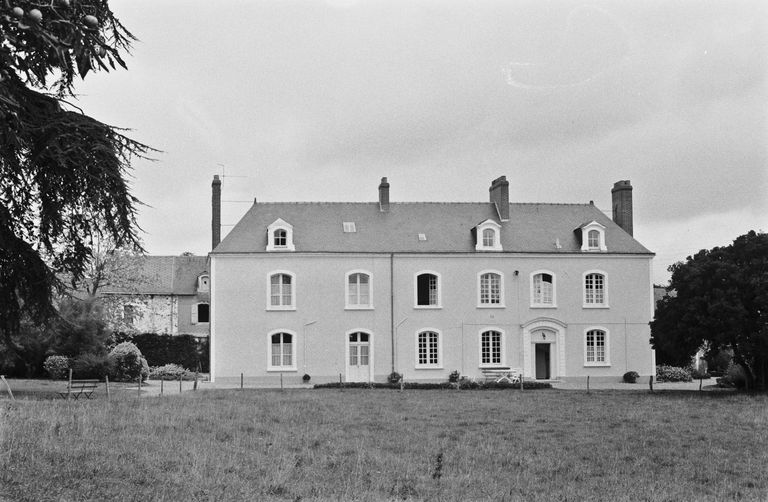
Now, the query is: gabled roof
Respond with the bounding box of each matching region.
[213,202,652,255]
[100,255,209,296]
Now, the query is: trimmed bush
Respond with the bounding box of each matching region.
[108,342,149,382]
[623,371,639,383]
[387,371,402,384]
[655,365,692,383]
[315,380,552,390]
[43,355,70,380]
[149,364,196,381]
[448,370,460,383]
[72,353,113,380]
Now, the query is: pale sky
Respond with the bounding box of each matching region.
[75,0,767,284]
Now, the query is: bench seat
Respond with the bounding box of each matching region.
[59,379,99,400]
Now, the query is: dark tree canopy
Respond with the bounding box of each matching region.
[651,231,768,390]
[1,1,149,359]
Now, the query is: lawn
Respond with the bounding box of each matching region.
[1,387,767,501]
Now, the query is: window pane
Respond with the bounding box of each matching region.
[483,229,494,247]
[349,345,358,366]
[359,345,369,365]
[359,332,369,342]
[198,304,210,323]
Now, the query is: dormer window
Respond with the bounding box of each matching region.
[266,218,295,252]
[475,219,502,251]
[197,274,210,292]
[579,221,607,252]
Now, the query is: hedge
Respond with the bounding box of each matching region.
[314,381,552,390]
[112,333,209,372]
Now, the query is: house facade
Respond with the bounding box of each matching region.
[209,176,655,384]
[100,255,211,337]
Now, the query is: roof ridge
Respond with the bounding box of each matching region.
[252,201,594,206]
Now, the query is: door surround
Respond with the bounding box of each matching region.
[522,317,566,380]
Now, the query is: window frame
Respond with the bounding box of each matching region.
[191,302,210,324]
[530,270,557,308]
[580,221,607,252]
[266,219,296,252]
[267,330,298,371]
[345,270,373,310]
[413,270,442,309]
[414,329,443,369]
[583,270,609,308]
[477,270,505,308]
[266,270,297,311]
[584,327,610,367]
[478,328,505,368]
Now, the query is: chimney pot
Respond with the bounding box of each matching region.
[379,177,390,212]
[489,176,510,221]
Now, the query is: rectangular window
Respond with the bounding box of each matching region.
[271,332,293,368]
[416,273,439,306]
[347,273,371,307]
[533,273,554,305]
[270,273,293,307]
[480,273,501,305]
[417,331,440,366]
[481,330,502,365]
[586,330,606,364]
[342,222,356,233]
[585,273,605,305]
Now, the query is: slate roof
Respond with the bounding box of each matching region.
[213,202,652,255]
[100,255,208,295]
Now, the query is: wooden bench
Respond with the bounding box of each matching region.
[59,379,99,400]
[481,367,521,384]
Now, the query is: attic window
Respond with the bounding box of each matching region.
[343,222,356,233]
[475,220,502,251]
[418,233,427,241]
[266,219,295,252]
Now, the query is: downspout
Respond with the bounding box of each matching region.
[390,252,395,374]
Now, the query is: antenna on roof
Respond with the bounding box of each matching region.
[217,163,250,179]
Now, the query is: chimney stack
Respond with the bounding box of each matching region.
[212,175,221,249]
[489,176,510,221]
[378,177,390,212]
[611,180,633,236]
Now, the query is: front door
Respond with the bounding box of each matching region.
[347,332,371,382]
[535,343,550,380]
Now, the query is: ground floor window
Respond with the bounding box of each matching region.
[480,330,502,366]
[417,330,440,367]
[269,332,295,370]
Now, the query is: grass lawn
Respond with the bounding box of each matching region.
[1,387,767,501]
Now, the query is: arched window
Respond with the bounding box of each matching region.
[585,328,609,366]
[269,331,296,370]
[480,329,503,366]
[346,271,372,309]
[266,219,295,251]
[587,229,600,249]
[482,228,496,247]
[478,271,503,306]
[584,271,607,307]
[268,272,295,309]
[531,271,555,307]
[415,272,440,307]
[416,330,441,367]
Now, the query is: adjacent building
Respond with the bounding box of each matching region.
[209,176,655,384]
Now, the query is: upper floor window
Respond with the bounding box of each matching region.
[415,271,441,308]
[531,271,556,307]
[268,271,295,310]
[478,271,504,307]
[475,219,502,251]
[416,330,441,368]
[346,271,372,309]
[585,328,609,366]
[579,221,607,252]
[583,271,608,308]
[480,329,503,367]
[268,331,296,371]
[197,274,210,293]
[191,302,210,324]
[266,218,295,252]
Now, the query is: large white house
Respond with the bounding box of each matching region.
[209,176,655,384]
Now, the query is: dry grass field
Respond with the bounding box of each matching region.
[1,387,767,501]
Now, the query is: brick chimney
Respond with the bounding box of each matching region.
[212,175,221,249]
[489,176,509,221]
[379,177,390,212]
[611,180,633,236]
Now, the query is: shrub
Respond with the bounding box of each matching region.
[690,367,710,380]
[448,370,460,383]
[43,355,70,379]
[623,371,639,383]
[302,374,311,383]
[149,363,196,381]
[119,333,209,372]
[717,362,746,388]
[655,365,692,383]
[108,342,149,382]
[72,353,113,380]
[387,371,402,384]
[313,381,552,390]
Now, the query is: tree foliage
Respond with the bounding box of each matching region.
[1,1,150,358]
[650,231,768,390]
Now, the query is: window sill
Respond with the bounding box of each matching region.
[415,365,444,370]
[582,305,610,309]
[345,306,374,311]
[266,306,296,312]
[267,367,298,372]
[584,363,610,368]
[414,305,442,310]
[479,363,506,369]
[530,304,557,309]
[477,304,505,309]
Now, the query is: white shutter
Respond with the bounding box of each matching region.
[190,304,198,325]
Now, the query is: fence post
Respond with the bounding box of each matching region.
[280,373,284,391]
[520,375,524,391]
[339,373,343,391]
[649,375,654,393]
[240,372,244,390]
[194,372,199,391]
[138,375,142,397]
[587,375,590,394]
[160,377,164,396]
[105,375,110,401]
[68,368,73,400]
[179,375,182,393]
[699,375,703,392]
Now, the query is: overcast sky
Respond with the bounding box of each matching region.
[76,0,766,284]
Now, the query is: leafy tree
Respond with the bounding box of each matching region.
[0,1,150,361]
[651,231,768,390]
[78,234,148,297]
